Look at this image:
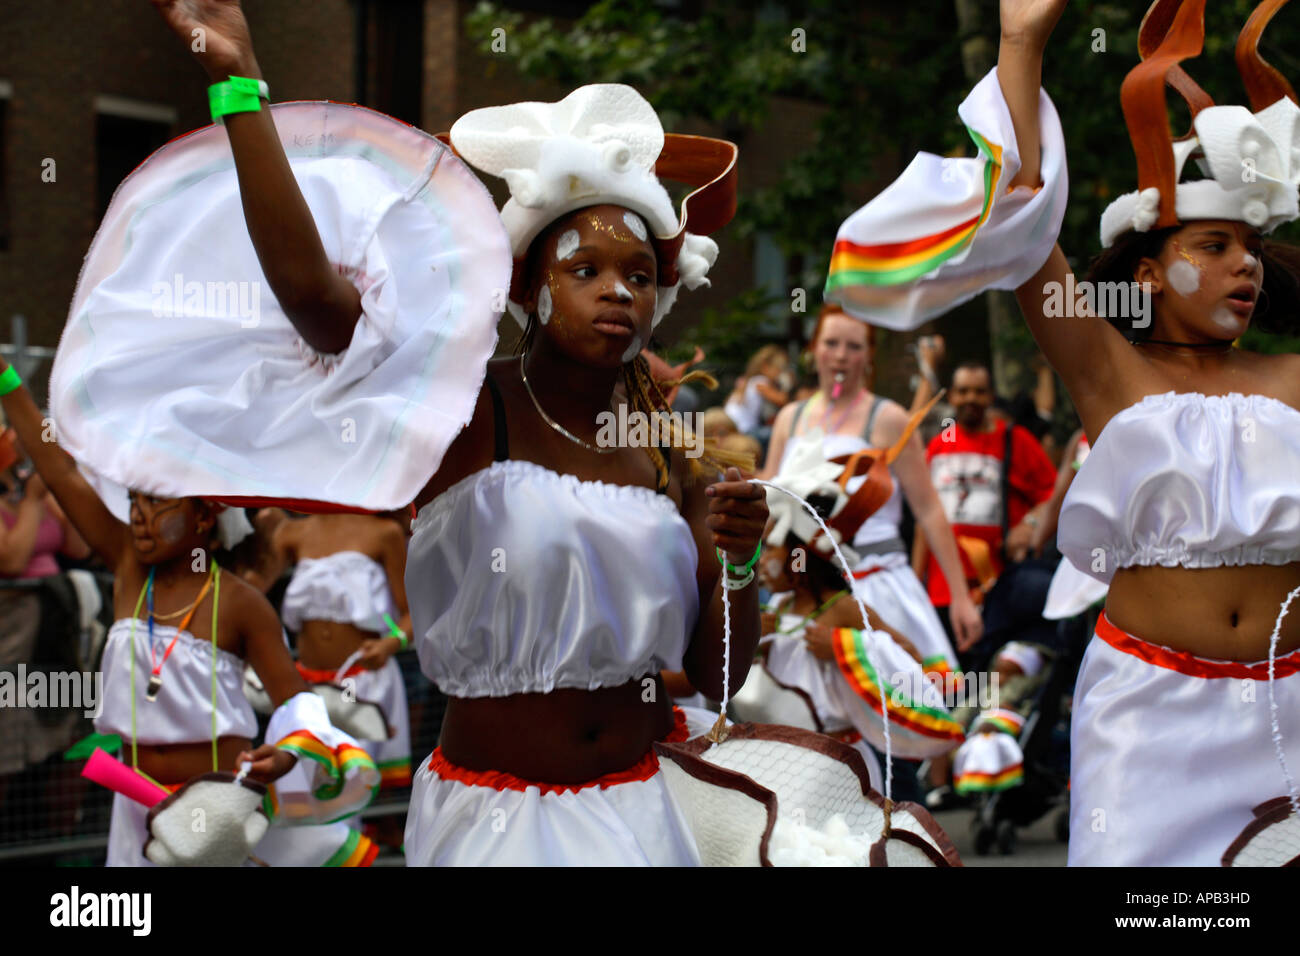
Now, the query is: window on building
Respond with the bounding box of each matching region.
[94,96,176,221]
[373,0,425,126]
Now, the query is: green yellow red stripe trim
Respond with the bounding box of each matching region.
[825,126,1004,290]
[979,714,1022,736]
[324,828,379,867]
[379,759,411,788]
[921,655,954,679]
[954,764,1024,793]
[275,731,379,803]
[832,629,964,741]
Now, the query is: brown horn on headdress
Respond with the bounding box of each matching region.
[650,134,739,285]
[1122,0,1211,232]
[1138,0,1214,128]
[1237,0,1297,112]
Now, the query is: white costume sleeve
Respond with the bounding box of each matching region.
[823,67,1068,330]
[265,692,380,825]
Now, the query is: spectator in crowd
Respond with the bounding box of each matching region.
[0,425,92,776]
[700,407,738,443]
[724,345,790,441]
[914,360,1057,662]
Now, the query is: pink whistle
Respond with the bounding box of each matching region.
[82,747,170,807]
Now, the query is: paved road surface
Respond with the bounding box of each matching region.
[934,804,1069,866]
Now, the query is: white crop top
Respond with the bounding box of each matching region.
[281,551,396,633]
[1059,391,1300,584]
[406,459,701,698]
[95,619,258,744]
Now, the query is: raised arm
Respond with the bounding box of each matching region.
[998,1,1142,425]
[0,359,128,569]
[149,0,361,353]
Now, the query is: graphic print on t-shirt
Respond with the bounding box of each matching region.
[930,451,1001,527]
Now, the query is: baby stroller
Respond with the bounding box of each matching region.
[966,608,1093,856]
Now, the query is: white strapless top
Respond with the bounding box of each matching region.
[1059,391,1300,584]
[281,551,395,633]
[96,619,258,744]
[406,459,701,698]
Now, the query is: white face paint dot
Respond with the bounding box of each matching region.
[613,280,633,302]
[1243,253,1260,272]
[1167,260,1200,296]
[621,333,643,364]
[556,229,580,261]
[537,285,552,325]
[623,211,647,241]
[1211,305,1241,332]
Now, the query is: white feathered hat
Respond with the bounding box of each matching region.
[1101,0,1300,247]
[447,84,737,327]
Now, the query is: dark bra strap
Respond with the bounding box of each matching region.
[483,375,509,462]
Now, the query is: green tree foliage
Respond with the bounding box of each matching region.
[466,0,1300,382]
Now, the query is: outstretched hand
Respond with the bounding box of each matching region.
[149,0,260,81]
[1000,0,1069,50]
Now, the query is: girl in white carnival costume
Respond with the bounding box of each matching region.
[58,0,768,865]
[823,0,1300,865]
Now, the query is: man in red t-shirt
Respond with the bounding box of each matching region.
[915,361,1057,612]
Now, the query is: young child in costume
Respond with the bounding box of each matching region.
[124,0,767,866]
[823,0,1300,866]
[268,513,413,793]
[735,434,965,790]
[761,305,978,676]
[0,359,381,866]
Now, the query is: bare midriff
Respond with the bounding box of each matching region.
[438,675,675,784]
[133,737,254,786]
[1106,561,1300,661]
[296,619,377,670]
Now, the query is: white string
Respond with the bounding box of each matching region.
[719,582,733,714]
[1265,584,1300,815]
[751,478,895,802]
[334,649,365,685]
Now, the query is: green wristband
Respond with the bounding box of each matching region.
[0,366,21,397]
[715,542,761,576]
[382,613,409,650]
[208,76,269,125]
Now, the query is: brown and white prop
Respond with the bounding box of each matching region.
[144,767,270,867]
[243,649,390,742]
[655,724,959,867]
[658,395,961,865]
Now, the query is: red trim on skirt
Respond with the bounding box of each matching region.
[426,707,690,795]
[296,661,367,683]
[1095,609,1300,680]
